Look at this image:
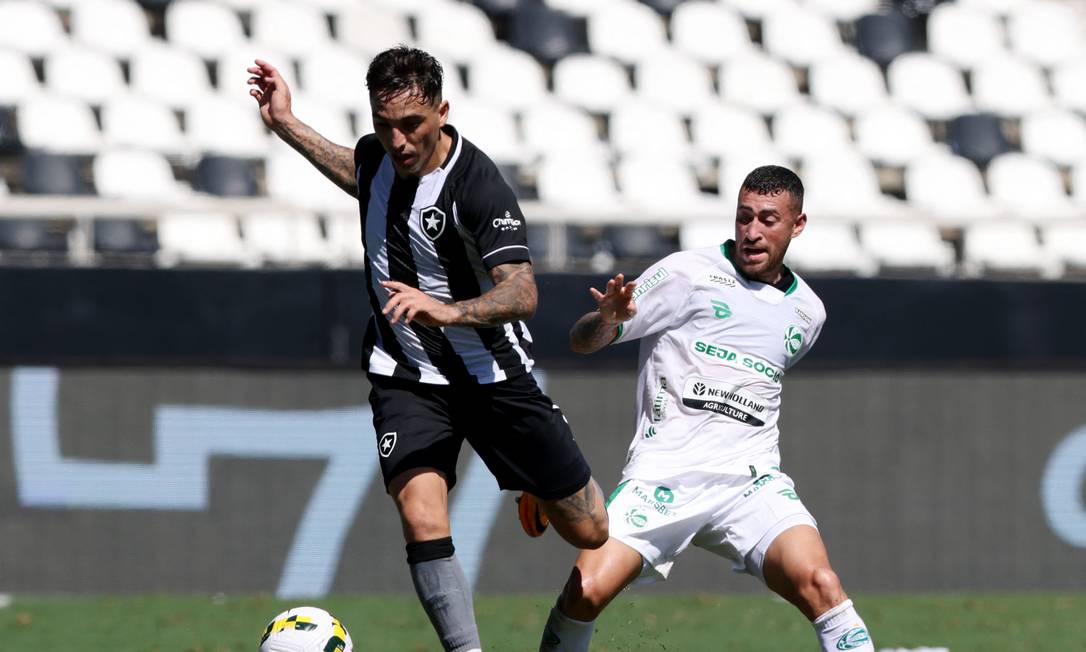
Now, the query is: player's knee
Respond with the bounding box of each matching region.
[803,566,844,611]
[574,520,609,550]
[395,500,449,541]
[561,573,611,619]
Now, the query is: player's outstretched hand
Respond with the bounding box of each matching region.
[247,59,294,130]
[591,273,637,324]
[381,281,458,327]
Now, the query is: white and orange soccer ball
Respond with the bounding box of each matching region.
[259,606,353,652]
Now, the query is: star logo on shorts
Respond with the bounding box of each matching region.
[420,206,446,240]
[378,432,397,458]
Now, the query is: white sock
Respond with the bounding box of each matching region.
[539,604,595,652]
[812,599,874,651]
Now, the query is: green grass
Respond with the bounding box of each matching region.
[2,592,1084,651]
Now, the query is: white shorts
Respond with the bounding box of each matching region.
[605,468,817,583]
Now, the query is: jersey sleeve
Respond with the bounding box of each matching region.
[785,298,826,369]
[455,165,530,270]
[611,255,693,344]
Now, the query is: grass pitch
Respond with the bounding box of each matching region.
[2,592,1083,651]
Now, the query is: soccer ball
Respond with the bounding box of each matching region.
[259,606,354,652]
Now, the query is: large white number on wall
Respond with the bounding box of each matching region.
[1041,424,1086,548]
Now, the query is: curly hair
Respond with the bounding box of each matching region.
[366,46,444,106]
[740,165,804,212]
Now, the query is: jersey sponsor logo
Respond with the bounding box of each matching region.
[742,472,780,499]
[708,273,737,288]
[631,267,670,301]
[710,299,732,319]
[682,377,767,425]
[651,376,668,422]
[378,432,397,458]
[492,210,522,231]
[653,486,674,503]
[784,325,804,356]
[420,206,446,240]
[624,507,648,528]
[690,341,784,384]
[794,306,813,326]
[630,484,673,515]
[835,626,871,650]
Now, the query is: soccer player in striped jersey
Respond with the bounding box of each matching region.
[248,46,608,652]
[538,166,874,652]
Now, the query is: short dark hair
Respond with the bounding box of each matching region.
[740,165,804,212]
[366,46,444,106]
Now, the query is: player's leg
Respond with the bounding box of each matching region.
[539,538,644,652]
[369,374,481,652]
[761,525,874,652]
[541,476,608,549]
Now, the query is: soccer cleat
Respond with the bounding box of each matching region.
[516,491,549,537]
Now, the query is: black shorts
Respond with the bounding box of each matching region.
[367,371,591,501]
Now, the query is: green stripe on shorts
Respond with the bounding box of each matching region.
[605,480,630,508]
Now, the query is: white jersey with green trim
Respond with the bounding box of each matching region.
[612,240,826,481]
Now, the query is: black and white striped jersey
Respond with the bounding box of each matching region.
[354,125,535,385]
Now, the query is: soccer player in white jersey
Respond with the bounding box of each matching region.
[537,166,875,651]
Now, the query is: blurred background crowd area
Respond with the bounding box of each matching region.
[0,0,1085,278]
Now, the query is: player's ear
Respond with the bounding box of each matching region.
[437,99,449,126]
[791,213,807,238]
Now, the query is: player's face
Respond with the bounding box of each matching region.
[370,88,449,177]
[734,189,806,284]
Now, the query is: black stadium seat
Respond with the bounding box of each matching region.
[0,106,22,155]
[508,5,589,66]
[23,151,93,195]
[638,0,686,15]
[0,218,71,253]
[854,12,919,68]
[601,225,679,262]
[947,113,1014,168]
[193,156,259,197]
[94,219,159,256]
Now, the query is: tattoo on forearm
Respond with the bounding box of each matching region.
[452,262,537,327]
[278,121,357,197]
[570,312,619,354]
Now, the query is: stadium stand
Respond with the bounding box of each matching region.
[0,0,1083,278]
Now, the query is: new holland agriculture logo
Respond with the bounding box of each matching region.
[784,325,803,356]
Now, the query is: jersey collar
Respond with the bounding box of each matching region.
[721,240,798,296]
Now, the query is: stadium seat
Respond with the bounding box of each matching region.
[102,95,188,157]
[324,211,366,267]
[854,104,935,167]
[1075,163,1086,208]
[17,97,102,154]
[679,217,729,251]
[801,149,908,219]
[93,149,185,199]
[1007,0,1085,68]
[156,212,256,267]
[467,45,548,112]
[691,104,772,160]
[130,44,213,110]
[805,0,879,21]
[1043,222,1086,272]
[616,154,716,216]
[927,3,1005,70]
[70,0,151,58]
[45,47,127,105]
[508,4,589,65]
[449,100,522,165]
[535,152,623,217]
[166,0,248,60]
[265,152,358,212]
[543,0,623,17]
[521,102,603,157]
[670,1,752,64]
[600,224,678,261]
[719,53,801,115]
[417,1,498,63]
[271,95,355,152]
[762,4,844,67]
[717,148,792,201]
[888,53,972,120]
[587,1,669,63]
[193,156,258,197]
[552,54,632,113]
[0,51,41,106]
[187,96,271,157]
[957,0,1020,14]
[251,1,332,59]
[808,51,887,117]
[772,103,852,161]
[1052,59,1086,114]
[470,0,530,20]
[784,221,876,276]
[635,51,715,114]
[962,221,1053,277]
[0,0,67,57]
[298,46,369,111]
[609,101,690,158]
[860,222,955,275]
[0,218,71,255]
[722,0,795,20]
[854,12,918,68]
[905,151,1003,223]
[946,113,1013,169]
[93,219,159,257]
[1021,109,1086,167]
[242,213,335,266]
[972,54,1050,117]
[987,153,1080,221]
[0,107,19,154]
[22,152,93,195]
[337,3,413,57]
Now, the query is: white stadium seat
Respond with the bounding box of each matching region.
[535,152,623,217]
[242,213,335,266]
[972,54,1050,117]
[609,101,690,158]
[679,218,730,251]
[416,1,497,63]
[762,4,843,67]
[157,212,256,267]
[719,53,801,115]
[71,0,151,58]
[717,148,792,202]
[987,153,1080,220]
[521,102,604,157]
[325,211,366,267]
[101,95,189,157]
[1053,59,1086,114]
[552,54,632,114]
[265,152,357,212]
[957,0,1019,15]
[801,149,908,220]
[273,94,355,151]
[17,96,102,154]
[722,0,796,20]
[251,1,332,59]
[784,221,876,276]
[587,1,669,64]
[905,151,1003,223]
[1043,222,1086,271]
[449,100,522,165]
[0,51,41,105]
[963,222,1053,277]
[888,53,973,120]
[543,0,624,16]
[0,0,67,57]
[1021,109,1086,167]
[337,4,413,56]
[93,149,186,199]
[616,154,716,215]
[45,47,127,105]
[805,0,878,21]
[809,51,887,117]
[187,95,271,157]
[927,3,1005,70]
[299,46,369,110]
[635,51,715,114]
[855,104,936,166]
[1075,163,1086,208]
[1007,0,1085,68]
[166,0,248,60]
[860,222,955,274]
[130,44,213,110]
[671,1,752,64]
[468,46,548,112]
[691,104,772,160]
[772,102,852,160]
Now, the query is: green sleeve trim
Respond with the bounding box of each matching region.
[608,322,624,345]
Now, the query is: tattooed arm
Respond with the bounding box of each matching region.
[380,261,537,328]
[247,59,357,197]
[569,273,637,354]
